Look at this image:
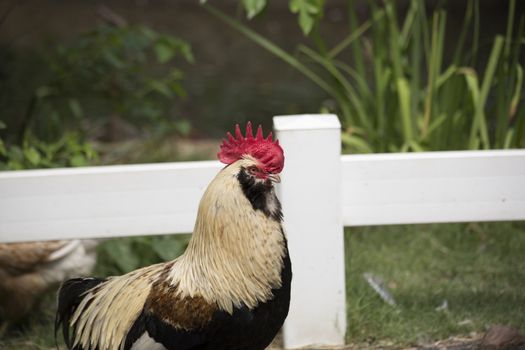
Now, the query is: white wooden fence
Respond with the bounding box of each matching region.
[1,114,524,349]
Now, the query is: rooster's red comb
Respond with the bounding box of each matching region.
[218,122,284,173]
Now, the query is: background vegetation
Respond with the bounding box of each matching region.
[205,0,525,153]
[1,20,192,170]
[0,0,524,348]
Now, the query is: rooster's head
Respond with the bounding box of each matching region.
[218,122,284,185]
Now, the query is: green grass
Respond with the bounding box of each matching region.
[1,222,524,349]
[345,221,525,346]
[0,292,59,350]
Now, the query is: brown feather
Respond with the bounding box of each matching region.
[145,279,217,331]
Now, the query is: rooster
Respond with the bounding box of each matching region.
[56,122,291,350]
[0,239,97,329]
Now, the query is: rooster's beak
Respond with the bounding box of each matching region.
[268,174,281,183]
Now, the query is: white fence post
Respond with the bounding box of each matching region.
[274,115,347,349]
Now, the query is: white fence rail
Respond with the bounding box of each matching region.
[0,161,221,242]
[341,150,525,226]
[1,115,525,349]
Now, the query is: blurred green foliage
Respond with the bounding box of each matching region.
[32,24,193,140]
[94,235,191,276]
[204,0,525,153]
[234,0,325,35]
[1,23,193,169]
[0,131,98,170]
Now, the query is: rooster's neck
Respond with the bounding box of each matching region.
[167,159,287,313]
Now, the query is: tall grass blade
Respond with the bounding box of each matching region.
[386,2,402,80]
[509,64,523,121]
[422,12,445,139]
[341,133,373,153]
[299,44,373,132]
[342,0,365,80]
[408,0,422,144]
[400,0,417,50]
[462,69,483,149]
[504,129,515,149]
[427,113,449,137]
[407,140,424,152]
[373,57,391,151]
[480,36,504,106]
[452,0,473,65]
[515,107,525,148]
[397,78,413,143]
[436,65,457,89]
[504,0,516,60]
[203,4,335,97]
[419,0,431,66]
[470,0,480,65]
[464,33,505,151]
[330,5,385,58]
[334,61,372,103]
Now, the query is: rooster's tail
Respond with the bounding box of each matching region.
[55,277,106,349]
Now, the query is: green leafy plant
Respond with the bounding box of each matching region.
[236,0,325,35]
[203,0,525,153]
[289,0,325,35]
[0,130,98,170]
[1,23,193,170]
[26,23,193,143]
[94,235,191,276]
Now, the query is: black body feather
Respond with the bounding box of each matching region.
[55,277,106,348]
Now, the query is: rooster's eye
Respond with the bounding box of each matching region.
[247,166,258,175]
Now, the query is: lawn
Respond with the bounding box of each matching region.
[345,221,525,346]
[1,222,524,349]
